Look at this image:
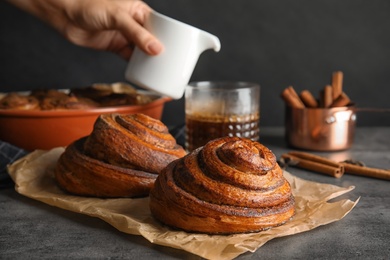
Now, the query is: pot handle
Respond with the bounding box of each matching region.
[354,107,390,113]
[326,110,356,124]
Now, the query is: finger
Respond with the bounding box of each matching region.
[132,1,151,25]
[117,45,133,60]
[113,10,163,56]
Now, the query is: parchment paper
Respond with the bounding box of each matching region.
[8,148,359,260]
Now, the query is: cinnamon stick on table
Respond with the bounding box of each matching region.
[281,151,390,181]
[341,162,390,181]
[281,86,305,109]
[281,151,344,178]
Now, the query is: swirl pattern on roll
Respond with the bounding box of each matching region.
[55,113,186,198]
[83,113,186,173]
[150,137,295,234]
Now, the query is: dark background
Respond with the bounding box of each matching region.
[1,0,390,127]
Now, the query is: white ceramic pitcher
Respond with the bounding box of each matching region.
[125,11,221,99]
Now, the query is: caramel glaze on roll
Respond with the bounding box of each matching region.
[150,137,295,234]
[55,113,186,198]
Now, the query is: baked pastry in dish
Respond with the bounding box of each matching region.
[32,89,99,110]
[54,113,186,198]
[70,83,153,107]
[149,137,295,234]
[0,83,155,110]
[0,92,40,110]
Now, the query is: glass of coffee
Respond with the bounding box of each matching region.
[185,81,260,152]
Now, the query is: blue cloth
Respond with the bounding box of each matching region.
[169,123,185,147]
[0,141,28,189]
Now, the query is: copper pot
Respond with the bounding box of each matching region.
[285,105,357,151]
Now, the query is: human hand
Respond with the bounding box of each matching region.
[7,0,163,60]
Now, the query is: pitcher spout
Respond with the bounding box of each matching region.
[199,31,221,53]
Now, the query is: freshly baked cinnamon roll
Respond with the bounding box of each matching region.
[54,113,186,198]
[83,113,186,173]
[149,137,295,234]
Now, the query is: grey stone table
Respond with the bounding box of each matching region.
[1,127,389,259]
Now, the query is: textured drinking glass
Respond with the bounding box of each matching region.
[185,81,260,152]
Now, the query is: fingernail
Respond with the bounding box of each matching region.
[146,41,163,55]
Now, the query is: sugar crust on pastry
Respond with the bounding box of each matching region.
[149,137,295,234]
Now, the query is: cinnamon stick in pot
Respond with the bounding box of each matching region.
[331,92,351,107]
[332,71,343,100]
[281,86,305,109]
[299,90,318,108]
[322,85,333,108]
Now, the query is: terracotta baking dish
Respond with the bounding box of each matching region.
[0,92,171,151]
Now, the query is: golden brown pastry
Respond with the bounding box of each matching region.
[54,113,186,198]
[31,89,99,110]
[94,92,153,107]
[70,83,153,106]
[149,137,295,234]
[0,83,155,111]
[0,92,40,110]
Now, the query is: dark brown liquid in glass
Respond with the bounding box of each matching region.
[185,112,259,152]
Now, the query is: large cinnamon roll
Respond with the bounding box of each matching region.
[54,113,186,198]
[149,137,295,234]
